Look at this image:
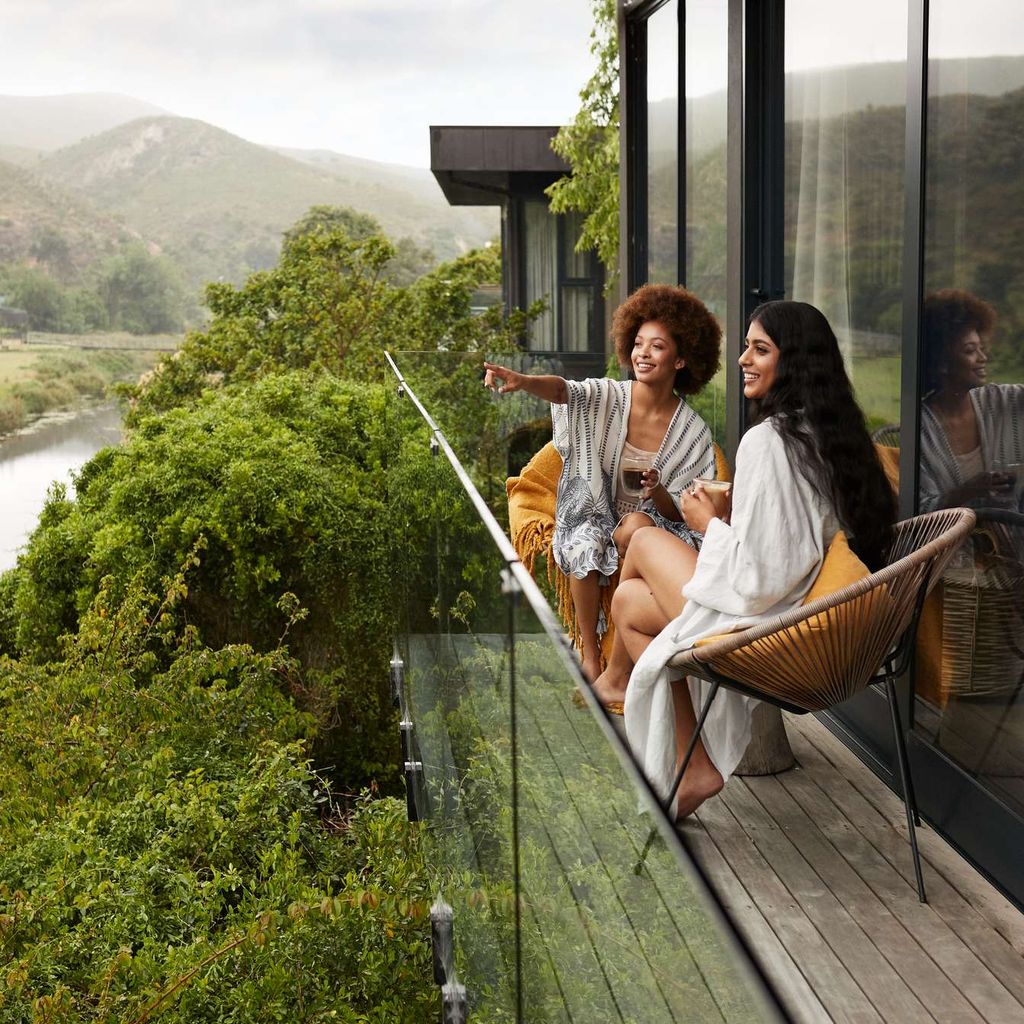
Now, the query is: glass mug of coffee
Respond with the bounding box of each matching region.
[621,454,655,498]
[692,478,732,518]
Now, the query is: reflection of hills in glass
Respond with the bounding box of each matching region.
[648,54,1024,158]
[647,57,1024,387]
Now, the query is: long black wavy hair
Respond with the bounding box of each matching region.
[748,301,896,570]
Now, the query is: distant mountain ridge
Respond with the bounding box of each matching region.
[0,93,169,152]
[0,92,500,298]
[650,53,1024,160]
[32,116,495,288]
[0,157,139,274]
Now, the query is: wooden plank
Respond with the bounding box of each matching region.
[717,779,934,1024]
[794,715,1024,958]
[682,815,834,1024]
[787,719,1024,1017]
[753,769,984,1024]
[695,791,885,1024]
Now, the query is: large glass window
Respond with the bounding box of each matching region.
[913,2,1024,814]
[647,0,679,285]
[684,0,728,445]
[524,199,558,351]
[783,0,908,432]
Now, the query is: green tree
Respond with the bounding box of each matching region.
[1,263,67,331]
[97,243,186,334]
[282,203,383,245]
[545,0,620,276]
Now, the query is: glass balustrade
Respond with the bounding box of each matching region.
[384,351,784,1022]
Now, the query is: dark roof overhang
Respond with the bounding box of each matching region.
[429,125,570,205]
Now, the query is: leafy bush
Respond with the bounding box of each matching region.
[8,371,430,791]
[0,574,437,1022]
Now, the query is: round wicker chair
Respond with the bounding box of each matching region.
[666,506,977,902]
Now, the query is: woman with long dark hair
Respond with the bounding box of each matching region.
[595,300,896,818]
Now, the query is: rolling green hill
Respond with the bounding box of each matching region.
[38,117,496,289]
[0,158,139,277]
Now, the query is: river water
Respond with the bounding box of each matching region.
[0,404,122,572]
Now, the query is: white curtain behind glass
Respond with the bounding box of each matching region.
[788,73,853,356]
[524,200,556,351]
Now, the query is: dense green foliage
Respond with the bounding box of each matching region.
[0,572,436,1021]
[123,229,512,422]
[0,208,514,1018]
[546,0,620,276]
[0,244,188,334]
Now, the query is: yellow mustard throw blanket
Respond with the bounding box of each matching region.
[506,442,615,660]
[507,440,732,668]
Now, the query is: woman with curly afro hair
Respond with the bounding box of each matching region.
[602,302,896,819]
[484,284,722,682]
[920,288,1023,511]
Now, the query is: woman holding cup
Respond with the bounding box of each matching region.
[484,284,723,682]
[596,301,896,818]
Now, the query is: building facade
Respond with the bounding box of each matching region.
[431,125,607,377]
[619,0,1024,905]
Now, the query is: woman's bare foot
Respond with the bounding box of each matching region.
[591,666,629,709]
[580,655,602,685]
[673,757,724,819]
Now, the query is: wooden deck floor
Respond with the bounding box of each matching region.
[684,713,1024,1024]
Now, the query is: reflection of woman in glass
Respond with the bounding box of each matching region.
[921,289,1024,511]
[485,285,721,682]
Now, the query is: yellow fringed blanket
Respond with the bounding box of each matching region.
[506,440,733,666]
[506,442,616,659]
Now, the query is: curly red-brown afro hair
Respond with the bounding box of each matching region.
[612,284,721,395]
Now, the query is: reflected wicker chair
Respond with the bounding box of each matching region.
[871,423,902,448]
[667,507,976,902]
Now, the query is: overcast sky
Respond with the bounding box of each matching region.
[0,0,597,167]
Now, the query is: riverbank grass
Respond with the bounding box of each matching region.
[0,340,172,435]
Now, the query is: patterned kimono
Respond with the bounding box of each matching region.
[550,377,715,580]
[920,383,1024,511]
[624,419,840,808]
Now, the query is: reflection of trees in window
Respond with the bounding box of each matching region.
[926,86,1024,381]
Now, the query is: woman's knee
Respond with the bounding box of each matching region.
[627,525,663,564]
[613,512,653,554]
[611,577,646,624]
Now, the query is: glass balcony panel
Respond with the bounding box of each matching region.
[511,591,780,1022]
[783,0,907,433]
[386,376,518,1017]
[386,352,783,1021]
[913,0,1024,815]
[647,0,680,285]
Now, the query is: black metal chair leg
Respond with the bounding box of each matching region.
[886,677,927,903]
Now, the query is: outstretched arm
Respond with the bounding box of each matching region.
[483,362,568,404]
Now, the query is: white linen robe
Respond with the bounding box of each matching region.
[624,419,839,807]
[550,377,715,580]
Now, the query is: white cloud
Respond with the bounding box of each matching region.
[0,0,596,165]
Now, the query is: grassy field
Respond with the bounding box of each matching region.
[0,336,174,435]
[849,354,902,433]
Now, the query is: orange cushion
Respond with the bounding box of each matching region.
[801,531,870,606]
[696,531,869,651]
